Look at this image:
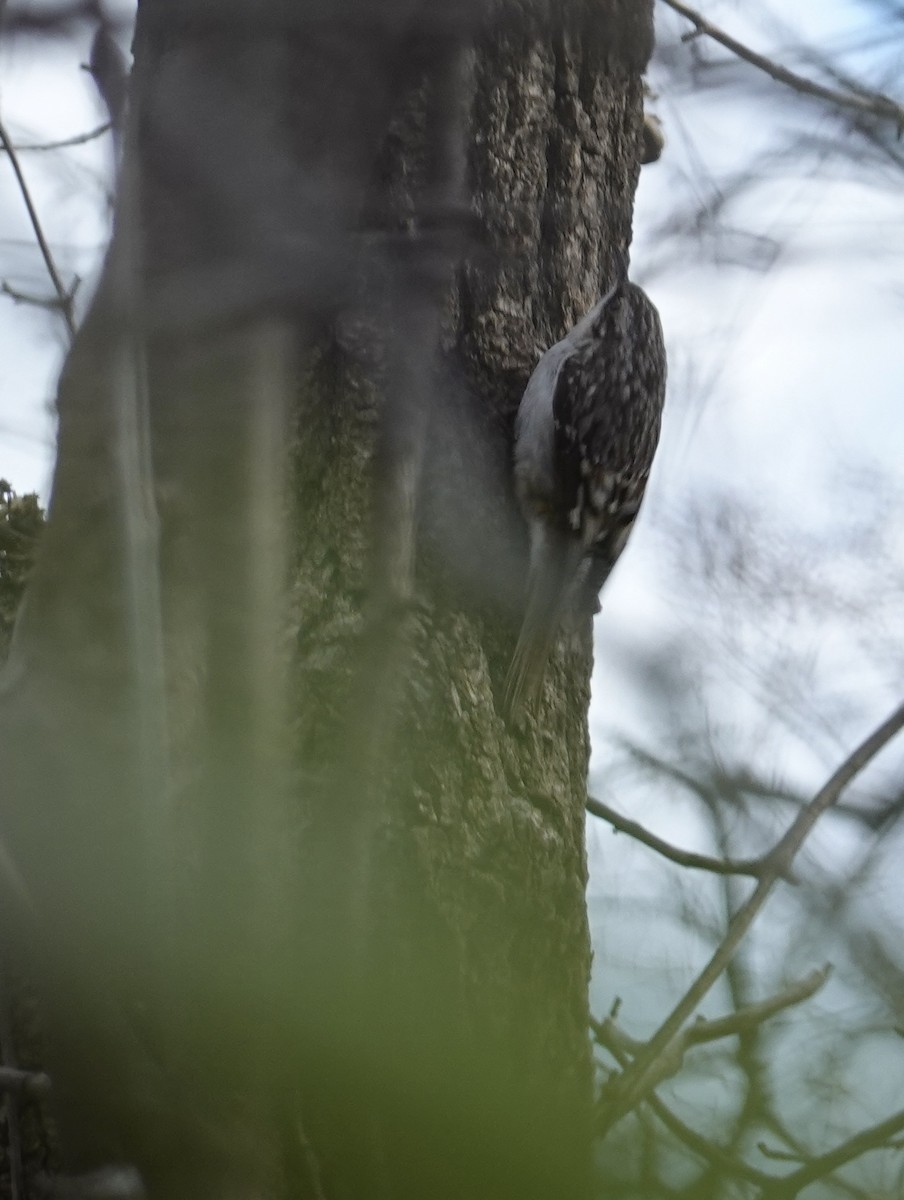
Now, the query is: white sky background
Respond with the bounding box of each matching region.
[1,0,904,1178]
[0,9,121,496]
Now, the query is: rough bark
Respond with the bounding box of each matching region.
[0,1,654,1197]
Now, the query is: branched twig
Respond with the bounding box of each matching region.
[758,1120,875,1200]
[594,966,830,1094]
[758,1107,904,1198]
[598,699,904,1130]
[646,1088,776,1188]
[681,965,831,1047]
[758,1143,808,1164]
[0,123,112,152]
[0,114,76,338]
[659,0,904,130]
[622,742,802,810]
[620,742,876,829]
[2,278,80,312]
[616,739,883,836]
[586,794,793,881]
[594,967,903,1196]
[594,1017,776,1188]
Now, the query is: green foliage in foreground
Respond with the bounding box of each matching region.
[0,479,45,658]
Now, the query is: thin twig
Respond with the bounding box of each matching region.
[682,965,831,1047]
[593,1018,776,1189]
[2,278,79,312]
[758,1143,808,1164]
[647,1087,776,1188]
[599,699,904,1130]
[759,1107,904,1199]
[0,113,77,339]
[595,966,830,1095]
[620,741,876,830]
[0,123,112,152]
[594,978,904,1196]
[758,1121,876,1200]
[587,794,789,881]
[659,0,904,130]
[622,742,803,811]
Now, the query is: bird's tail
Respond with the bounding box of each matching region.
[502,538,582,719]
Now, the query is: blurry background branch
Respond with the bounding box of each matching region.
[0,113,76,336]
[756,1106,904,1199]
[659,0,904,129]
[594,965,830,1094]
[0,123,111,152]
[594,964,904,1198]
[1,277,80,312]
[599,698,904,1129]
[587,793,792,880]
[595,1008,779,1191]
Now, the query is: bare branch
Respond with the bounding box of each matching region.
[2,278,79,313]
[621,741,871,828]
[594,965,902,1197]
[0,114,76,338]
[758,1143,808,1165]
[593,1016,776,1189]
[682,966,831,1047]
[0,123,112,153]
[652,1100,902,1200]
[599,699,904,1130]
[646,1089,776,1189]
[586,793,789,881]
[595,966,830,1094]
[758,1107,904,1199]
[659,0,904,129]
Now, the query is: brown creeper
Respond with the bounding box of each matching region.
[503,258,667,716]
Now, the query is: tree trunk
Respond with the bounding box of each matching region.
[0,1,653,1197]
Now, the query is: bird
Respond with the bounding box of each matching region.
[503,255,667,717]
